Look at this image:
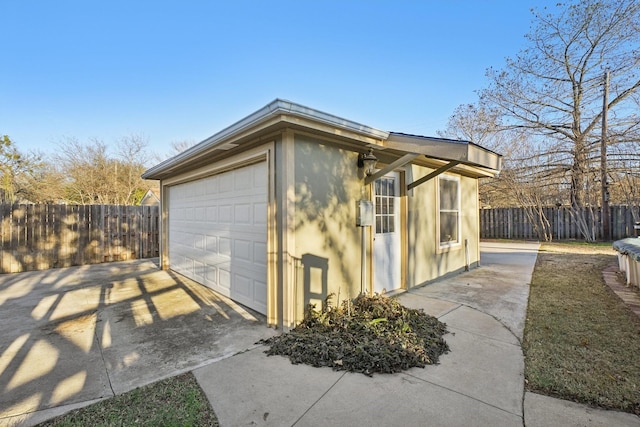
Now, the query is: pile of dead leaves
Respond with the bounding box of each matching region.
[260,293,449,376]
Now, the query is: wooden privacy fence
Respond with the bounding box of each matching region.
[0,204,159,274]
[480,206,639,241]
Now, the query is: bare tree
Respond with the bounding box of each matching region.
[0,135,43,203]
[439,103,519,208]
[115,134,154,204]
[609,139,640,221]
[169,139,197,155]
[56,135,154,205]
[438,103,512,154]
[18,161,66,203]
[478,0,640,240]
[152,139,199,164]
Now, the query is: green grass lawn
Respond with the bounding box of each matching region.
[38,373,218,427]
[523,242,640,415]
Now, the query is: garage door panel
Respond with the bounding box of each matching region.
[172,246,199,263]
[254,203,267,225]
[231,276,267,315]
[234,167,252,190]
[231,259,264,274]
[206,207,217,221]
[170,224,202,235]
[254,280,267,307]
[252,162,267,183]
[219,205,233,223]
[194,235,205,250]
[219,173,234,193]
[168,162,267,314]
[219,237,232,256]
[200,252,226,266]
[219,268,231,291]
[204,264,218,285]
[232,274,252,298]
[194,260,205,282]
[173,256,192,277]
[234,239,252,262]
[234,204,252,224]
[205,235,217,252]
[254,242,267,266]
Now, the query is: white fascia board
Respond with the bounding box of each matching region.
[386,133,502,172]
[142,99,389,179]
[467,143,502,171]
[386,133,469,160]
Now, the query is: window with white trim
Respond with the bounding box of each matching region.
[438,175,460,246]
[375,177,396,234]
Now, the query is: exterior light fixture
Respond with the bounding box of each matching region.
[357,149,378,177]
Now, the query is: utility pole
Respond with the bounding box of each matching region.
[601,70,610,241]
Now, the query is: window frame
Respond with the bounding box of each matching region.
[374,176,397,235]
[437,174,461,249]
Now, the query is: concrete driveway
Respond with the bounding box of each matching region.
[0,259,275,426]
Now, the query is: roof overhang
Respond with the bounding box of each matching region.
[142,99,388,180]
[385,132,502,172]
[142,100,502,181]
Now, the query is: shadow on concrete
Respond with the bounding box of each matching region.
[0,258,274,425]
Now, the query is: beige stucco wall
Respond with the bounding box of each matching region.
[291,134,364,320]
[286,142,483,323]
[406,165,480,288]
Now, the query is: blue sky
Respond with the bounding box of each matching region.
[1,1,557,162]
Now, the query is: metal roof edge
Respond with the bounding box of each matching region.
[276,99,390,140]
[389,131,468,144]
[142,99,389,179]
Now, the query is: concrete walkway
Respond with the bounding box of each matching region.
[194,242,640,426]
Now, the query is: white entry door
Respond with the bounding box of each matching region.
[373,171,401,293]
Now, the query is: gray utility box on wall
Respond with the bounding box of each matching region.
[356,200,374,227]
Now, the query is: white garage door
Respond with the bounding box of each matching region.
[168,162,268,314]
